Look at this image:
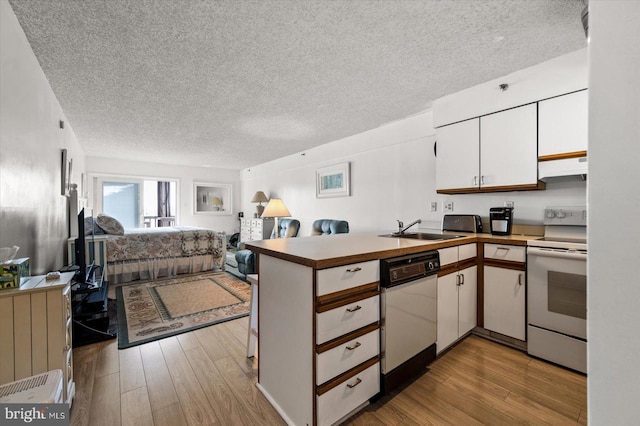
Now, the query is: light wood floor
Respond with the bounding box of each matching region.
[70,320,586,426]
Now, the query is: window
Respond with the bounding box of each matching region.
[94,176,178,228]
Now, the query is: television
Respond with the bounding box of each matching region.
[74,208,100,286]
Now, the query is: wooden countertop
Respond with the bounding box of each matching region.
[246,232,541,269]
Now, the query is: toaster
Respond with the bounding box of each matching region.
[489,207,514,235]
[442,214,483,233]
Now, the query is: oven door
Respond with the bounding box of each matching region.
[527,247,587,339]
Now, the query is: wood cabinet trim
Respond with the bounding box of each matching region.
[438,181,545,195]
[316,289,379,313]
[316,282,379,306]
[483,258,526,271]
[437,264,459,277]
[458,258,477,271]
[539,151,587,161]
[316,323,379,354]
[316,357,379,396]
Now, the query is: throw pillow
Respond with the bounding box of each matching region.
[96,214,125,235]
[83,216,106,235]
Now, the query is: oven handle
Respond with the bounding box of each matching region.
[527,246,587,260]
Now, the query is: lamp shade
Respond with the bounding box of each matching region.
[261,198,291,218]
[251,191,269,203]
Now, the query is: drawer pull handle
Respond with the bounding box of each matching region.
[346,267,362,273]
[347,378,362,389]
[346,305,362,313]
[518,273,523,286]
[346,342,361,351]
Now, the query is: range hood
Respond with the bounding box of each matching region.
[539,156,588,180]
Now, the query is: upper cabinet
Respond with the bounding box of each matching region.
[480,104,538,190]
[436,104,542,194]
[538,90,588,158]
[435,118,479,191]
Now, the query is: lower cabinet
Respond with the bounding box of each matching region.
[483,243,527,341]
[258,256,379,426]
[437,265,477,354]
[484,266,526,340]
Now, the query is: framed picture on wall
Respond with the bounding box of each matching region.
[61,149,68,195]
[194,182,232,215]
[316,162,351,198]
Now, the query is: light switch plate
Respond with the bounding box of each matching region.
[430,202,438,212]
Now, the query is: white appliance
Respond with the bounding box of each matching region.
[379,251,439,394]
[527,207,587,373]
[0,370,64,403]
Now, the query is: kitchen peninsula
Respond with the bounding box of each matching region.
[246,231,534,425]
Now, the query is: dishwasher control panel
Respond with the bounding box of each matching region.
[380,251,440,288]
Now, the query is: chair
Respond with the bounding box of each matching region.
[310,219,349,236]
[235,219,300,275]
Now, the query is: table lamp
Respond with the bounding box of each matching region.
[261,198,291,238]
[251,191,269,217]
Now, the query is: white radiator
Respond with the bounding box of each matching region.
[0,369,63,404]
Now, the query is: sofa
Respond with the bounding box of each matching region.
[310,219,350,235]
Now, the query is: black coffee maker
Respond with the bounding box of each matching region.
[489,207,514,235]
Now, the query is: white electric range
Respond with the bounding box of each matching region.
[527,206,587,373]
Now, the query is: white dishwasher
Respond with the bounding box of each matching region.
[380,251,440,395]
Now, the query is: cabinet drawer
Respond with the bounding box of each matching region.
[484,244,525,262]
[459,243,477,261]
[250,230,264,240]
[438,247,458,267]
[316,296,379,344]
[317,261,379,297]
[316,329,379,385]
[317,362,380,426]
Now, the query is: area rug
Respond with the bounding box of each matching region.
[116,272,251,349]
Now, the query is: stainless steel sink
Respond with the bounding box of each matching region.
[379,232,464,241]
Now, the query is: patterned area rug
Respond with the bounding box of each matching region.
[116,272,251,349]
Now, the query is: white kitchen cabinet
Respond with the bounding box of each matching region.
[437,244,477,354]
[436,104,540,193]
[484,266,526,340]
[258,255,379,426]
[435,118,479,191]
[480,104,538,189]
[539,90,588,158]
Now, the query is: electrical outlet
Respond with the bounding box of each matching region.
[504,201,515,208]
[430,202,438,212]
[444,201,454,212]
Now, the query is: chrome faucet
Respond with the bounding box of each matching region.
[396,219,422,234]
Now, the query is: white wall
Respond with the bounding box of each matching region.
[86,157,240,235]
[240,110,586,236]
[0,1,86,273]
[588,1,640,424]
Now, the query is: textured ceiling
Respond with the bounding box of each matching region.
[8,0,587,170]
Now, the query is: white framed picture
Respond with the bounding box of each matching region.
[316,162,351,198]
[194,182,232,215]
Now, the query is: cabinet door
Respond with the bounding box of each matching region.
[484,266,526,340]
[480,104,538,188]
[539,90,588,157]
[457,266,477,337]
[436,273,459,354]
[436,118,480,191]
